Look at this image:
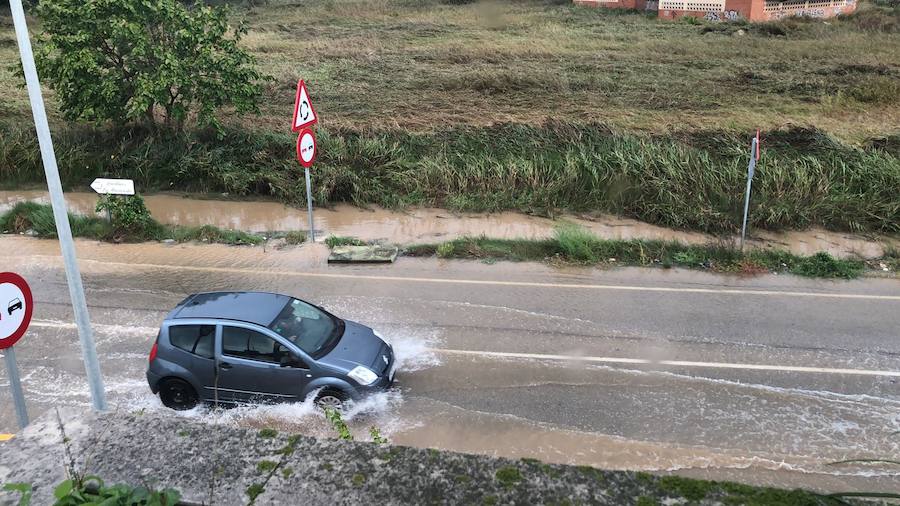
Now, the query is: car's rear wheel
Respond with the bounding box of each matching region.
[159,378,198,410]
[316,389,349,411]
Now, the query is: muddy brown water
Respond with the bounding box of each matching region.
[1,191,894,258]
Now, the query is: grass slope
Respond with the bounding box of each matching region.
[1,124,897,234]
[3,0,899,138]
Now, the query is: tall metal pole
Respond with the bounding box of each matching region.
[3,347,29,429]
[305,167,315,242]
[10,0,107,411]
[740,136,758,252]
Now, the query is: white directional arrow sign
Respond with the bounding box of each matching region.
[90,178,135,196]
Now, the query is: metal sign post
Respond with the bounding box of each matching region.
[3,348,29,428]
[305,167,315,242]
[740,132,760,252]
[10,0,107,411]
[1,271,35,429]
[293,81,319,242]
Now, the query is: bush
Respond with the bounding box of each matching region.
[95,195,159,238]
[791,252,864,279]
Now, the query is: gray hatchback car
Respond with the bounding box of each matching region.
[147,292,395,411]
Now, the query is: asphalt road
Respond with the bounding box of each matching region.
[1,236,898,493]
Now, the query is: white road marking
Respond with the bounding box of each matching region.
[434,348,900,377]
[40,257,900,301]
[26,319,900,377]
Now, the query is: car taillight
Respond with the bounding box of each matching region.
[149,341,158,363]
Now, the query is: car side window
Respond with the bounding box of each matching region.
[169,325,215,359]
[222,326,285,364]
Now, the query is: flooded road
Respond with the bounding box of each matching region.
[1,235,899,494]
[1,190,896,258]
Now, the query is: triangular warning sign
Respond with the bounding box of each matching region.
[291,80,318,132]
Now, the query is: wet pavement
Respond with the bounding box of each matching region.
[0,235,899,493]
[2,190,897,258]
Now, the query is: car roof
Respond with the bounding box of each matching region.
[168,292,291,327]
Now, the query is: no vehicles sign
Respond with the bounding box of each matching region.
[0,272,33,350]
[296,128,317,168]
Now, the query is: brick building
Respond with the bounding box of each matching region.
[574,0,857,21]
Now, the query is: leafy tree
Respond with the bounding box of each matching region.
[33,0,269,132]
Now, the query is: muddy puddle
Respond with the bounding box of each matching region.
[1,190,895,258]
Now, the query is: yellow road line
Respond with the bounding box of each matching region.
[0,434,14,442]
[434,348,900,377]
[62,258,900,301]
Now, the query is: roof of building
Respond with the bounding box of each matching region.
[168,292,290,326]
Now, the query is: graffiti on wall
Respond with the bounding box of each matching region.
[704,9,741,21]
[780,7,827,17]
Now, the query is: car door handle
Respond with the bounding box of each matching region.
[219,362,232,370]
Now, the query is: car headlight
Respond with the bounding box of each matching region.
[348,366,378,386]
[373,329,391,346]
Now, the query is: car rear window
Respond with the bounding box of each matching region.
[168,325,215,359]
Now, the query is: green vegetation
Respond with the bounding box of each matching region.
[256,460,278,473]
[0,201,263,245]
[247,432,303,505]
[6,0,895,137]
[407,225,878,279]
[654,475,857,505]
[369,426,388,445]
[494,466,523,487]
[283,230,307,245]
[245,483,265,503]
[32,0,267,132]
[52,479,180,506]
[351,473,366,487]
[1,0,899,235]
[323,407,354,441]
[2,124,897,234]
[325,235,368,248]
[257,428,278,438]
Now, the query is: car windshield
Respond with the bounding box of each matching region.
[268,298,341,356]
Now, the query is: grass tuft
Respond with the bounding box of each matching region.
[325,235,367,248]
[1,202,264,246]
[283,230,307,245]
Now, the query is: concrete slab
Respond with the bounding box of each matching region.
[0,410,841,506]
[328,245,398,263]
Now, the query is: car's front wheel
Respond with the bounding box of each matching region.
[315,389,349,411]
[159,378,198,410]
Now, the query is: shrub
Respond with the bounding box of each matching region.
[95,195,158,237]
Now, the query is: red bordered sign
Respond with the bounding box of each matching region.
[291,80,318,132]
[0,272,34,350]
[296,128,317,168]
